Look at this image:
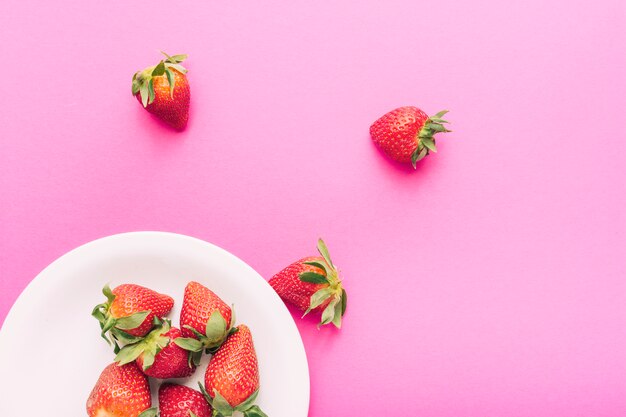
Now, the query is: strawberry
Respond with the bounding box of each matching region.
[370,106,451,168]
[159,383,212,417]
[269,239,347,328]
[177,281,234,357]
[93,284,174,351]
[114,319,196,379]
[200,325,267,417]
[86,362,156,417]
[132,52,190,130]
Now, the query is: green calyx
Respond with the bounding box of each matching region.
[92,284,150,353]
[198,384,268,417]
[138,408,158,417]
[411,110,452,168]
[174,307,237,367]
[114,318,172,371]
[131,52,188,107]
[299,238,347,329]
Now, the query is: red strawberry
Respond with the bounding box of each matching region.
[132,52,190,130]
[114,319,196,379]
[159,383,212,417]
[370,106,451,168]
[178,281,233,355]
[269,239,347,328]
[93,284,174,351]
[86,362,155,417]
[200,325,267,417]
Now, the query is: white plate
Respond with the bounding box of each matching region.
[0,232,309,416]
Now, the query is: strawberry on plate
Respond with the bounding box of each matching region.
[200,325,267,417]
[159,383,212,417]
[92,284,174,351]
[132,52,190,130]
[176,281,234,361]
[269,239,347,328]
[370,106,451,167]
[114,319,196,379]
[86,362,156,417]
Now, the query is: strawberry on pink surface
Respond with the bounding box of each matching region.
[92,284,174,351]
[200,325,267,417]
[370,106,451,167]
[86,362,155,417]
[269,238,347,328]
[114,319,196,379]
[132,52,190,131]
[159,383,212,417]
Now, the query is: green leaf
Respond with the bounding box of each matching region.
[148,79,155,105]
[229,305,236,329]
[152,60,166,76]
[98,328,112,345]
[111,328,143,345]
[303,260,327,273]
[161,51,187,64]
[132,79,140,95]
[234,389,259,412]
[433,110,449,118]
[101,315,117,335]
[429,117,449,124]
[320,298,339,326]
[411,149,419,168]
[243,405,269,417]
[299,272,329,284]
[138,329,168,370]
[429,123,447,133]
[183,325,206,340]
[166,63,188,74]
[115,311,150,330]
[411,146,428,168]
[174,337,204,352]
[92,302,108,323]
[138,408,158,417]
[197,382,213,406]
[189,412,198,417]
[102,284,116,303]
[316,239,334,268]
[165,69,175,98]
[141,350,156,370]
[204,310,227,343]
[92,307,106,323]
[332,296,343,328]
[421,138,437,153]
[341,288,347,316]
[212,389,234,416]
[191,350,203,367]
[114,342,146,365]
[170,54,188,63]
[304,287,333,316]
[140,83,149,108]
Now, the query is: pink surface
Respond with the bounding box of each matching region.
[1,0,625,415]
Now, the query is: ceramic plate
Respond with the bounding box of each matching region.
[0,232,309,416]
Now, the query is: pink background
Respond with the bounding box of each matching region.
[1,0,625,415]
